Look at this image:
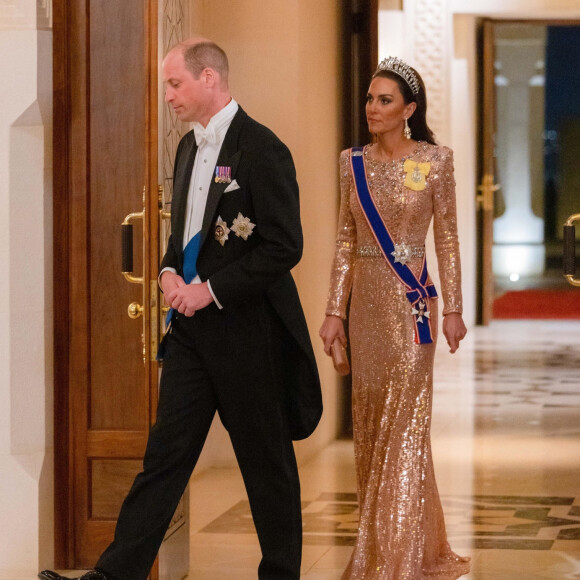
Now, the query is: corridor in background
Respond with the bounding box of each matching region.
[490,23,580,319]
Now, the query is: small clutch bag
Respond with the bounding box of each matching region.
[330,338,350,376]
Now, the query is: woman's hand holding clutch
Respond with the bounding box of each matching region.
[319,315,350,375]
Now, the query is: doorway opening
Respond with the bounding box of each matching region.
[484,22,580,319]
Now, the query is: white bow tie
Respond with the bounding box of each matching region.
[193,122,218,146]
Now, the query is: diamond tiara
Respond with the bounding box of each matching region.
[376,56,420,95]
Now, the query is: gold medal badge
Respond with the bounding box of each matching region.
[214,216,230,246]
[403,160,431,191]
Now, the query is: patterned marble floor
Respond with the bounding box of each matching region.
[55,320,580,579]
[183,320,580,579]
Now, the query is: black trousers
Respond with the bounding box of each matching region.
[97,301,303,580]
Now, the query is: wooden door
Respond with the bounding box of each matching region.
[476,20,501,325]
[53,1,186,576]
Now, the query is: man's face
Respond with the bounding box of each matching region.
[162,50,208,124]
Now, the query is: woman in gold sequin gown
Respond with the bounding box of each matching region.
[320,59,471,579]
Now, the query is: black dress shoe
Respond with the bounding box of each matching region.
[39,570,110,580]
[38,572,68,580]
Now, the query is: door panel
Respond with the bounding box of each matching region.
[53,0,169,575]
[74,0,154,563]
[89,1,147,431]
[477,19,498,325]
[91,459,144,520]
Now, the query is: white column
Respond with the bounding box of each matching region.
[0,1,54,577]
[378,8,405,61]
[404,0,452,144]
[493,31,546,278]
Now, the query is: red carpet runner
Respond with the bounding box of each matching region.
[493,289,580,319]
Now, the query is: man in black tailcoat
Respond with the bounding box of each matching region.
[40,37,321,580]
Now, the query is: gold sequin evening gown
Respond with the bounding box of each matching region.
[326,143,471,579]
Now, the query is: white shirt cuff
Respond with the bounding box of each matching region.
[207,280,223,310]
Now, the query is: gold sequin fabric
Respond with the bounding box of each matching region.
[326,143,470,579]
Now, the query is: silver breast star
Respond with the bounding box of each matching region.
[391,243,412,265]
[231,212,256,240]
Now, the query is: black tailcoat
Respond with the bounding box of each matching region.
[160,106,322,439]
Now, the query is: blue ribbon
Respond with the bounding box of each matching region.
[164,230,202,326]
[182,231,201,284]
[158,231,203,360]
[350,147,437,344]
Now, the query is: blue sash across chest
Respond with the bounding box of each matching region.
[157,231,201,360]
[350,146,437,345]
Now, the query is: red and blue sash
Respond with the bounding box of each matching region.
[350,147,437,344]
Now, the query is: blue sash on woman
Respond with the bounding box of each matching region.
[350,147,437,344]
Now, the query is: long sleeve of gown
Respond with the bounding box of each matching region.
[326,150,357,319]
[433,147,463,315]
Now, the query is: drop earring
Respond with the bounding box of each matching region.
[404,118,411,140]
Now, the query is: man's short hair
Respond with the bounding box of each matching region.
[182,42,229,81]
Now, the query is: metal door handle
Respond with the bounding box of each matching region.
[477,173,501,211]
[122,209,145,321]
[121,189,147,362]
[158,185,171,328]
[120,186,172,362]
[122,211,144,285]
[564,213,580,287]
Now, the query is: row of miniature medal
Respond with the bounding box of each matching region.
[215,166,232,184]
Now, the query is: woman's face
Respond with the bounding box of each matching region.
[366,76,416,137]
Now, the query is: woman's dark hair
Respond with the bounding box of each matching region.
[371,67,437,145]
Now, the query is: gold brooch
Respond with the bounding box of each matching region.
[214,216,230,246]
[403,160,430,191]
[231,212,256,240]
